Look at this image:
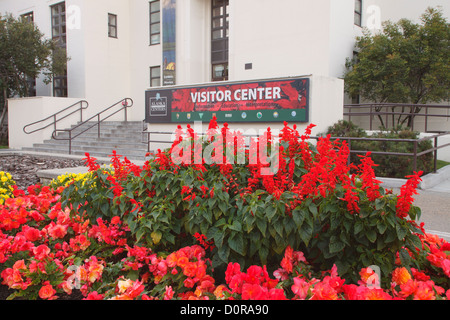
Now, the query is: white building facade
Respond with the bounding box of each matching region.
[1,0,449,146]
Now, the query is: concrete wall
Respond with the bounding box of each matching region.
[8,97,83,149]
[230,0,331,81]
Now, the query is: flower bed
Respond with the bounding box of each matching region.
[0,119,449,300]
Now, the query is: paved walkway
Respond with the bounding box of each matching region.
[412,187,450,241]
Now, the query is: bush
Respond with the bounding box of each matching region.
[59,119,440,284]
[325,120,434,178]
[1,118,449,300]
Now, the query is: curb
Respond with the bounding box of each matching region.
[377,165,450,191]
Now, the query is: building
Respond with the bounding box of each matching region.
[1,0,449,152]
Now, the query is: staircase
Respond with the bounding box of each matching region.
[23,121,150,160]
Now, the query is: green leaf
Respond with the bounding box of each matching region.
[308,203,318,218]
[213,229,225,248]
[366,229,377,243]
[377,222,387,234]
[330,213,342,230]
[292,207,305,229]
[229,220,242,232]
[256,217,267,235]
[228,233,245,256]
[299,222,313,246]
[266,205,277,221]
[396,224,408,240]
[399,248,411,267]
[375,198,385,210]
[258,244,269,265]
[329,236,346,254]
[273,219,284,238]
[354,220,364,235]
[135,227,146,243]
[218,244,230,264]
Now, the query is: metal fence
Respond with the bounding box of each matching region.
[142,130,450,174]
[344,103,450,133]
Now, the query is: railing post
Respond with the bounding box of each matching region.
[434,136,438,173]
[348,105,352,123]
[80,101,83,123]
[369,105,373,131]
[69,131,72,155]
[413,140,418,173]
[347,138,351,166]
[54,114,57,132]
[98,114,101,138]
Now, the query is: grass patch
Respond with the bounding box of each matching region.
[437,159,450,170]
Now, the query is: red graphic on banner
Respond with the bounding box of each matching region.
[171,79,307,113]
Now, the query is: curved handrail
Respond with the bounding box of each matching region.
[51,98,133,154]
[23,100,89,134]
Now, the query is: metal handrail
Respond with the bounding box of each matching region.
[52,98,133,154]
[23,100,89,134]
[344,103,450,133]
[141,129,450,174]
[310,132,450,173]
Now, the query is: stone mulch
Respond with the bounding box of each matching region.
[0,155,86,190]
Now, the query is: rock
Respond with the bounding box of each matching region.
[0,155,85,191]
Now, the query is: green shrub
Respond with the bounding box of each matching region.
[325,120,434,178]
[59,120,426,285]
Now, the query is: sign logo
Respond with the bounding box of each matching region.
[149,93,167,116]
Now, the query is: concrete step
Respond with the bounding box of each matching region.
[24,121,150,160]
[42,138,147,147]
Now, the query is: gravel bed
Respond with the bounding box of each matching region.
[0,155,86,190]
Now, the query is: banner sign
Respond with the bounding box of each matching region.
[145,77,309,123]
[162,0,176,86]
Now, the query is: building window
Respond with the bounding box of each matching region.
[51,2,66,47]
[53,74,68,97]
[150,66,161,87]
[21,12,36,96]
[211,0,229,81]
[108,13,118,38]
[21,11,34,23]
[354,0,362,27]
[51,2,68,97]
[212,63,228,82]
[149,1,160,45]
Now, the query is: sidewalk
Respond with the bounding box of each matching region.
[413,188,450,241]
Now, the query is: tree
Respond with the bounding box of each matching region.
[344,7,450,128]
[0,14,67,141]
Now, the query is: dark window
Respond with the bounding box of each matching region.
[51,2,68,97]
[53,73,68,97]
[108,13,118,38]
[354,0,362,27]
[150,66,161,87]
[21,12,36,96]
[26,77,37,97]
[212,63,228,82]
[149,1,160,45]
[21,11,34,23]
[211,0,229,81]
[51,2,66,47]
